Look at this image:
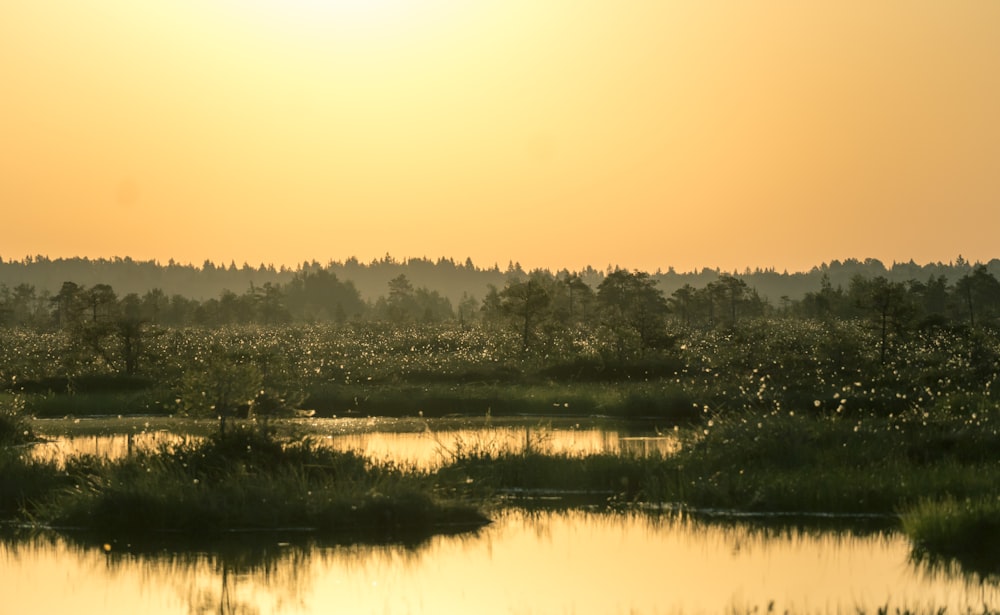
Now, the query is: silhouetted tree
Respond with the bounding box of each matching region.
[480,284,504,325]
[851,275,914,365]
[385,274,416,324]
[707,275,749,325]
[51,281,85,328]
[178,350,262,435]
[500,277,551,351]
[284,269,365,322]
[597,269,670,359]
[253,282,290,324]
[669,284,696,327]
[457,292,480,327]
[81,284,118,330]
[557,272,595,325]
[115,311,145,376]
[954,265,1000,327]
[140,288,169,324]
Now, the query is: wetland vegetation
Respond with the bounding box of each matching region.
[4,258,1000,583]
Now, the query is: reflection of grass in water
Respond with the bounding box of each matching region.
[425,416,555,462]
[16,405,1000,549]
[902,496,1000,579]
[426,418,662,501]
[0,449,67,519]
[428,407,1000,517]
[19,425,488,538]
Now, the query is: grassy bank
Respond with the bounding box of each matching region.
[2,425,487,539]
[428,406,1000,516]
[16,380,699,422]
[901,496,1000,576]
[10,386,1000,567]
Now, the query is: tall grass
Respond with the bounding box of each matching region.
[424,405,1000,517]
[0,450,67,519]
[901,496,1000,575]
[17,426,487,537]
[0,394,34,444]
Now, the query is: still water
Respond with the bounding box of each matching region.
[3,509,997,615]
[16,419,1000,613]
[31,417,677,469]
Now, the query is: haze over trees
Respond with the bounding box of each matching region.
[4,255,1000,310]
[5,255,1000,383]
[4,255,1000,333]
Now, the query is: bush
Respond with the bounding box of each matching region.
[0,394,34,445]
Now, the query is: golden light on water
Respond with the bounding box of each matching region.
[3,2,1000,271]
[3,511,996,614]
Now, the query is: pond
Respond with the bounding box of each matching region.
[2,509,997,614]
[14,417,1000,613]
[29,416,678,468]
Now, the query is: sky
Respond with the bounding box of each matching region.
[3,1,999,274]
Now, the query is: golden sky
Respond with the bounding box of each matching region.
[3,1,999,273]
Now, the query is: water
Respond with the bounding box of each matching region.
[15,418,1000,613]
[30,417,678,469]
[2,509,997,614]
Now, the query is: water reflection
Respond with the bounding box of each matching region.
[3,510,999,614]
[31,430,185,465]
[32,418,677,469]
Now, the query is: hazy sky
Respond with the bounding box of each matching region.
[3,1,999,273]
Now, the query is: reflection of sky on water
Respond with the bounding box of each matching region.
[3,510,998,614]
[33,420,678,469]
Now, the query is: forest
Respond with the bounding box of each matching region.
[3,255,999,331]
[1,253,996,310]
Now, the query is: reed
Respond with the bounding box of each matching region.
[19,426,488,537]
[901,496,1000,574]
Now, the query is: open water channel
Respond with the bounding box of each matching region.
[6,418,1000,614]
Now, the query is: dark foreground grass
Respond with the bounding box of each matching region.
[0,394,35,445]
[19,380,699,421]
[901,496,1000,576]
[431,407,1000,516]
[24,389,174,418]
[4,426,487,540]
[0,451,68,519]
[427,407,1000,575]
[9,404,1000,567]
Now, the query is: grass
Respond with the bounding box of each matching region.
[18,379,698,422]
[9,409,1000,579]
[4,425,488,540]
[423,407,1000,517]
[0,450,68,519]
[7,319,1000,560]
[12,406,1000,569]
[24,389,175,418]
[0,394,35,445]
[901,496,1000,576]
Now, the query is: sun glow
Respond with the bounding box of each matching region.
[252,0,402,20]
[5,1,1000,271]
[233,0,453,37]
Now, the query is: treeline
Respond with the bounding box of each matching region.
[5,270,367,330]
[5,263,1000,334]
[4,254,1000,307]
[4,264,1000,387]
